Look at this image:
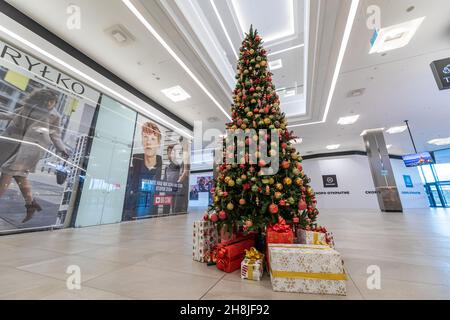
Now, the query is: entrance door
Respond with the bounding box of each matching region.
[74,96,136,227]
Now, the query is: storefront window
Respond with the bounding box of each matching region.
[0,40,98,233]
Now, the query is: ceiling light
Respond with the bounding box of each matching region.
[386,125,407,134]
[326,144,341,150]
[288,0,360,128]
[269,59,283,71]
[0,23,193,139]
[360,128,385,136]
[122,0,231,121]
[161,85,191,102]
[337,114,360,125]
[386,144,392,149]
[428,137,450,146]
[291,138,303,145]
[268,44,304,56]
[284,89,295,97]
[370,17,425,54]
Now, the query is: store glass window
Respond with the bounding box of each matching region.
[0,40,98,233]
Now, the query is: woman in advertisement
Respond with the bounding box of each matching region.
[0,89,69,223]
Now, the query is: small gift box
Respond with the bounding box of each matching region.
[193,220,218,263]
[297,226,334,248]
[216,234,255,273]
[241,247,264,281]
[266,217,294,268]
[268,244,346,295]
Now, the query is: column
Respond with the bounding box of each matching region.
[362,129,403,212]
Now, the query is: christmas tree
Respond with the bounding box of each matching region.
[207,26,319,233]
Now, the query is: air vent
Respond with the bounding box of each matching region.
[105,24,135,46]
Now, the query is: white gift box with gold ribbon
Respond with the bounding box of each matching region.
[297,229,329,246]
[268,244,346,295]
[241,257,264,281]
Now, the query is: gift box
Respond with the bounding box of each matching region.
[241,247,264,281]
[297,228,335,248]
[268,244,346,295]
[193,220,218,263]
[216,234,255,273]
[266,217,294,268]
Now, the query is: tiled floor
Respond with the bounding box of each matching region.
[0,207,450,300]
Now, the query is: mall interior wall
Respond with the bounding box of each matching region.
[302,154,429,210]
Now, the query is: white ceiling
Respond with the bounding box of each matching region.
[160,0,307,118]
[295,0,450,156]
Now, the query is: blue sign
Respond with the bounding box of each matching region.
[403,175,413,188]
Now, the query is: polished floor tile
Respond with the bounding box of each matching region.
[0,207,449,299]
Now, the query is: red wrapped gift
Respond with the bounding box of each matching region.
[266,217,294,269]
[267,217,294,244]
[216,234,255,273]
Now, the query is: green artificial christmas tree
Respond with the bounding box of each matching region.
[207,26,319,233]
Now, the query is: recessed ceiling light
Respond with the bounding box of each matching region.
[291,138,303,145]
[337,114,360,125]
[284,89,295,97]
[428,137,450,146]
[326,144,341,150]
[269,59,283,71]
[370,17,425,54]
[161,86,191,102]
[386,125,407,134]
[360,128,385,136]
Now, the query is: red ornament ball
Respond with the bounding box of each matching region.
[269,203,279,214]
[210,213,219,222]
[219,211,227,220]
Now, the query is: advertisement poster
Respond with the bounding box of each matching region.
[122,114,190,220]
[0,42,99,232]
[189,174,213,205]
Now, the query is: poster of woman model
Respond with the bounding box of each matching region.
[0,64,97,232]
[122,114,190,220]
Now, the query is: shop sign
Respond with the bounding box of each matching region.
[322,175,338,188]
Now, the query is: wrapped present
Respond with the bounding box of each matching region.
[268,244,346,295]
[193,220,218,263]
[267,217,294,244]
[297,226,335,248]
[266,217,294,268]
[216,234,255,273]
[241,247,264,281]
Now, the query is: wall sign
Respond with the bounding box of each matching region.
[430,57,450,90]
[403,175,413,188]
[322,175,338,188]
[0,39,99,102]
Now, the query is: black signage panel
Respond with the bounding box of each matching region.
[322,175,338,188]
[430,57,450,90]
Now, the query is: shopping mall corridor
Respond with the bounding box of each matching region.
[1,208,450,300]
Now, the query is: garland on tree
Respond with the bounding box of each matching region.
[206,26,319,233]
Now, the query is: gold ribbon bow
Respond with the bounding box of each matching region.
[244,247,263,280]
[245,247,263,261]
